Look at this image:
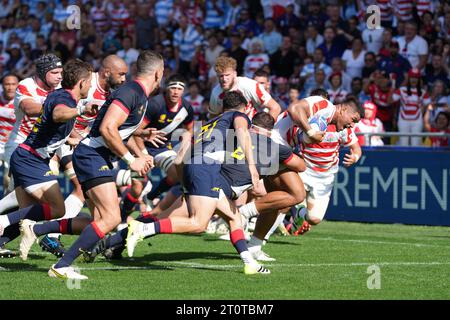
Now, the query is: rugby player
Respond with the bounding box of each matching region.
[0,60,94,260]
[208,56,281,121]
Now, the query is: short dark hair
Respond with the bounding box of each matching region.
[1,73,19,84]
[436,111,450,126]
[341,96,364,119]
[165,73,186,86]
[252,112,275,130]
[61,59,93,89]
[310,88,329,99]
[136,50,164,75]
[253,69,269,79]
[223,91,247,111]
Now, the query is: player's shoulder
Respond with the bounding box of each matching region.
[236,76,258,89]
[181,97,193,111]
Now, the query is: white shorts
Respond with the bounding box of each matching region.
[24,180,58,194]
[55,143,73,160]
[3,140,18,167]
[299,170,336,221]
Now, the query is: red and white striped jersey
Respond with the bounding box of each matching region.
[184,94,205,120]
[392,87,431,121]
[109,6,129,33]
[393,0,413,21]
[244,54,269,78]
[327,88,348,104]
[274,96,336,148]
[376,0,393,22]
[416,0,432,16]
[0,95,15,151]
[90,5,108,31]
[368,84,393,122]
[300,125,358,175]
[74,73,109,137]
[209,77,272,120]
[8,77,57,145]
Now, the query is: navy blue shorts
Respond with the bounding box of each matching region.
[10,146,57,189]
[182,163,230,199]
[72,143,115,191]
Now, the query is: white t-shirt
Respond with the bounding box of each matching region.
[342,49,366,79]
[362,28,385,54]
[396,35,428,69]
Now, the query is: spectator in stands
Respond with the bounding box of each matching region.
[276,3,301,36]
[243,38,268,78]
[305,0,328,32]
[273,76,289,107]
[350,77,370,103]
[173,15,203,77]
[318,26,348,65]
[155,0,174,27]
[361,51,378,79]
[342,37,366,79]
[378,28,393,58]
[392,68,431,147]
[362,16,385,55]
[233,8,260,36]
[269,36,300,79]
[418,11,438,44]
[184,80,205,121]
[300,47,331,94]
[327,72,348,104]
[222,0,242,30]
[204,0,225,29]
[425,54,450,88]
[365,70,396,144]
[378,40,412,88]
[226,32,247,76]
[117,36,140,71]
[0,0,15,19]
[258,18,282,56]
[304,68,326,97]
[397,20,428,70]
[355,101,385,147]
[205,33,225,69]
[424,108,450,147]
[305,23,324,56]
[427,80,449,125]
[135,3,158,50]
[288,84,300,104]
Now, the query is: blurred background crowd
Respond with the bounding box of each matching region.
[0,0,449,146]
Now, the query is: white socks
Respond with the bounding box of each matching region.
[60,194,84,219]
[0,191,18,214]
[240,250,258,266]
[141,222,156,237]
[0,215,11,228]
[247,235,264,252]
[47,194,84,238]
[239,202,260,220]
[264,213,286,241]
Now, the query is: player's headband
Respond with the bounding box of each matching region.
[167,81,185,90]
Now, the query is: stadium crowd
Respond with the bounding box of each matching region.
[0,0,449,146]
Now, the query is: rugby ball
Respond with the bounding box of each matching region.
[302,115,328,144]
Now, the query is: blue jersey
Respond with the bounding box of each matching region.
[82,80,149,150]
[220,131,294,188]
[23,89,77,159]
[144,94,194,152]
[192,110,250,162]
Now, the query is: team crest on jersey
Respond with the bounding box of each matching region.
[211,187,220,192]
[98,165,109,172]
[138,104,145,115]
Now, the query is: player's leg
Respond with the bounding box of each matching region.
[215,193,270,274]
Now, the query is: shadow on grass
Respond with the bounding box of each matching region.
[0,261,48,272]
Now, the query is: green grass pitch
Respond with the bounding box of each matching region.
[1,220,450,300]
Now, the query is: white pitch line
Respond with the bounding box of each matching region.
[76,260,450,272]
[311,236,447,248]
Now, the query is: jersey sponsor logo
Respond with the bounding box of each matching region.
[44,170,58,177]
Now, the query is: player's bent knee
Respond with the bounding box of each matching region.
[305,215,322,225]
